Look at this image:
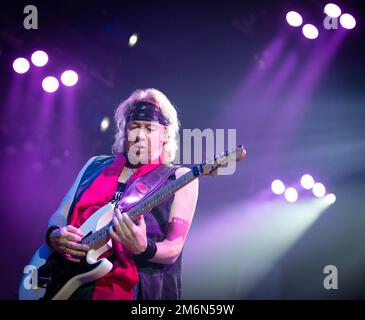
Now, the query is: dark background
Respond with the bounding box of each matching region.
[0,0,364,299]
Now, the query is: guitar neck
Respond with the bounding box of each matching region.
[80,165,202,249]
[126,167,199,221]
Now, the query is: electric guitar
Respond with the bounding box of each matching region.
[18,145,246,300]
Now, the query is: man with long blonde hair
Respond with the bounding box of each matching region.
[46,88,199,299]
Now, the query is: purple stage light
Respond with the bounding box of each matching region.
[61,70,78,86]
[340,13,356,29]
[13,57,30,74]
[302,24,319,39]
[271,179,286,195]
[31,50,48,67]
[300,174,315,190]
[286,11,303,27]
[284,187,298,203]
[42,76,59,93]
[312,182,326,198]
[324,3,342,18]
[129,33,138,47]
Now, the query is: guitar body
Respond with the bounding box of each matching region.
[18,203,115,300]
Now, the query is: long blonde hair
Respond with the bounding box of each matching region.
[112,88,180,164]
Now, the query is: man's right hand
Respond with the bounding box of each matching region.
[49,225,89,263]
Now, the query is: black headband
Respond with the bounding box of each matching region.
[126,101,170,126]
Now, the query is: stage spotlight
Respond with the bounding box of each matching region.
[100,117,110,132]
[286,11,303,27]
[31,50,48,67]
[271,179,285,195]
[324,3,342,18]
[42,76,59,93]
[301,174,315,190]
[340,13,356,29]
[325,193,336,205]
[129,33,138,47]
[13,58,30,74]
[312,182,326,198]
[284,187,298,203]
[302,24,319,39]
[61,70,78,86]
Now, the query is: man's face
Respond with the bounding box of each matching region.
[125,120,167,165]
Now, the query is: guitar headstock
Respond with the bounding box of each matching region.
[193,145,247,177]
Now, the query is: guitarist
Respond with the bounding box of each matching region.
[46,88,199,299]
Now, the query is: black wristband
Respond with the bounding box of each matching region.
[133,239,157,262]
[46,226,60,248]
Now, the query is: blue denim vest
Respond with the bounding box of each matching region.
[67,155,114,223]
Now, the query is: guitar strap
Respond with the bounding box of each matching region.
[116,164,180,215]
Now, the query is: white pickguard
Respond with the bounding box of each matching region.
[18,202,116,300]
